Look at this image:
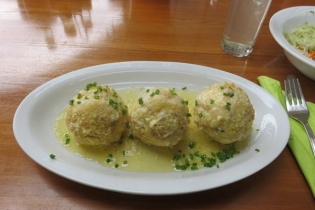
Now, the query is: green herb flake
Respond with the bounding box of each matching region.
[109,99,115,105]
[181,100,188,105]
[225,102,231,111]
[122,108,128,115]
[49,154,56,159]
[169,88,177,95]
[255,149,260,152]
[223,92,235,97]
[138,97,144,105]
[175,164,188,171]
[84,83,93,91]
[182,87,187,90]
[173,154,182,161]
[188,141,196,149]
[191,163,199,170]
[64,133,71,145]
[69,100,74,105]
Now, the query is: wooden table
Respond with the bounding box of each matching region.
[1,0,315,209]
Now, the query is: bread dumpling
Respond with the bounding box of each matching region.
[130,88,190,147]
[65,82,128,146]
[193,82,254,144]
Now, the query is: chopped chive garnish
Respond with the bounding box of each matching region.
[169,88,177,95]
[188,141,196,149]
[225,102,231,111]
[138,97,144,105]
[64,133,70,144]
[122,108,127,115]
[181,100,188,105]
[223,92,234,97]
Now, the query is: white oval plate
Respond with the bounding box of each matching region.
[13,61,290,195]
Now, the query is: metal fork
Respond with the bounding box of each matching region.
[285,75,315,157]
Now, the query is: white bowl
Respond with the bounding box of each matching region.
[269,6,315,80]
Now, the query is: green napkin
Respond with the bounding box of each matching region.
[258,76,315,197]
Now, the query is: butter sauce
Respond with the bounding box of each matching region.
[54,87,249,172]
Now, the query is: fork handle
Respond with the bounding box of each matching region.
[303,122,315,157]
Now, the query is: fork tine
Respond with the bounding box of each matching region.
[286,74,305,105]
[295,77,306,105]
[285,75,294,106]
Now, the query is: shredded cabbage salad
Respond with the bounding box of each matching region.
[284,22,315,61]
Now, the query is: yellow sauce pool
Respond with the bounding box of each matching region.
[54,87,249,172]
